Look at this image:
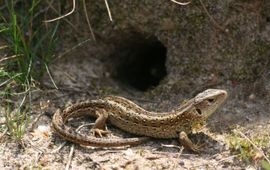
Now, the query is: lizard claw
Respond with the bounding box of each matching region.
[90,128,111,137]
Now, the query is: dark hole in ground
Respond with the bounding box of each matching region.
[110,34,167,91]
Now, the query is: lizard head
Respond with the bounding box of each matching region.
[193,89,228,119]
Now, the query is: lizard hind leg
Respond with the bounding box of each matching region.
[90,109,111,137]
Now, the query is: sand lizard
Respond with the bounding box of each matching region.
[52,89,227,152]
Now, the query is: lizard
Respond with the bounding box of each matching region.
[52,89,227,152]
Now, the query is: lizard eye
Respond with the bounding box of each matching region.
[207,98,215,103]
[196,109,202,115]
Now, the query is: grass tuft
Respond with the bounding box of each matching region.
[227,127,270,168]
[0,0,59,141]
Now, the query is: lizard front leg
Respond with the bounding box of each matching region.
[178,131,201,153]
[91,109,111,137]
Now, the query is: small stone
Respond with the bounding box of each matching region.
[249,94,256,100]
[179,161,185,166]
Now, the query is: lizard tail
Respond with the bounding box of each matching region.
[52,109,150,147]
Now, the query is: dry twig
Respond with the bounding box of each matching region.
[82,0,96,41]
[0,55,20,63]
[170,0,191,6]
[199,0,228,33]
[234,129,270,164]
[44,0,76,22]
[65,144,75,170]
[104,0,113,21]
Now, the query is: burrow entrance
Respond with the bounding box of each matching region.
[108,33,167,91]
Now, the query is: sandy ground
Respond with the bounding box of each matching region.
[1,52,269,169]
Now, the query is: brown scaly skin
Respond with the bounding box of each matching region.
[52,89,228,151]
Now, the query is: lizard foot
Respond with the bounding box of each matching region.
[90,128,111,137]
[179,131,204,153]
